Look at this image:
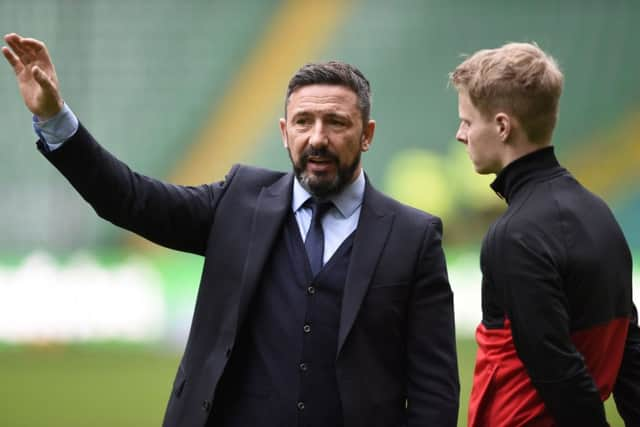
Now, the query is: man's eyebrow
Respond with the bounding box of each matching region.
[325,112,349,118]
[290,110,312,118]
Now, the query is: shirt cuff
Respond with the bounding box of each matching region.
[32,103,79,151]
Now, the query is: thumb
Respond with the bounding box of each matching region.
[32,65,55,91]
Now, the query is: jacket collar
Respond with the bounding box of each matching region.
[490,146,561,204]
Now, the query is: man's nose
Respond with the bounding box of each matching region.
[456,127,467,144]
[309,121,329,148]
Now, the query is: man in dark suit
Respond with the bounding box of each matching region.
[3,33,459,426]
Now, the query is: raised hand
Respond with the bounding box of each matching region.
[2,33,63,120]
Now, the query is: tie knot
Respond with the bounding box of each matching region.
[306,199,333,219]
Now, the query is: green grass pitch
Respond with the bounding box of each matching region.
[0,338,624,426]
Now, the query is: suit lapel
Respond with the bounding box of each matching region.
[236,173,293,329]
[337,183,394,356]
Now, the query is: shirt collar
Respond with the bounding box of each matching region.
[292,168,365,218]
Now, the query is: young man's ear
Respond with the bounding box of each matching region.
[495,113,511,142]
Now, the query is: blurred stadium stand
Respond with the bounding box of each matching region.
[0,0,638,336]
[1,0,639,340]
[1,0,638,254]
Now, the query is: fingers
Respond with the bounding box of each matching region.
[4,33,48,66]
[3,33,20,46]
[1,46,23,75]
[21,38,47,53]
[5,34,47,57]
[4,33,28,59]
[3,33,56,84]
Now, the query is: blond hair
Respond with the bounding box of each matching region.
[449,42,564,144]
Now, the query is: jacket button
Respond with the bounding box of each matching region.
[299,362,308,372]
[202,400,212,412]
[303,324,311,333]
[297,401,305,411]
[306,285,316,295]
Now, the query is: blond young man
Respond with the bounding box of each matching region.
[450,43,640,426]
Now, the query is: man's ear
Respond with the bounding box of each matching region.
[361,120,376,152]
[279,118,288,148]
[495,113,511,142]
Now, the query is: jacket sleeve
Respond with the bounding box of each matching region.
[406,218,460,426]
[498,229,607,427]
[38,123,237,255]
[613,303,640,425]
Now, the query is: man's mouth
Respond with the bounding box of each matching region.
[306,156,335,173]
[308,156,332,164]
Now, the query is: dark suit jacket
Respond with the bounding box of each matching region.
[39,124,460,427]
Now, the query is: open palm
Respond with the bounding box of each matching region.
[2,33,63,119]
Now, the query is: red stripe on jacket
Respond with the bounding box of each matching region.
[468,317,629,427]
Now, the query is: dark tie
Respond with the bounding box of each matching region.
[304,199,333,276]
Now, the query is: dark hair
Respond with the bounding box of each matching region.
[285,61,372,123]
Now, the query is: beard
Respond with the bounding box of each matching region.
[289,145,361,199]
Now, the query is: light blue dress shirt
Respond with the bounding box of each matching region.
[292,172,364,265]
[32,104,365,264]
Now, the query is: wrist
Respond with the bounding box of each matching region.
[35,99,65,123]
[35,98,64,122]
